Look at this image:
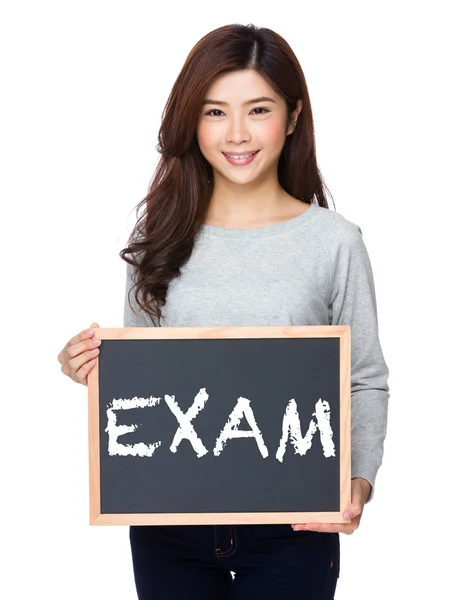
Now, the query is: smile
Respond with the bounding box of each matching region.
[222,151,259,165]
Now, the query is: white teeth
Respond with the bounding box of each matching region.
[225,152,256,159]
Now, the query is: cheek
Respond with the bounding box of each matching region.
[196,122,217,154]
[258,118,288,148]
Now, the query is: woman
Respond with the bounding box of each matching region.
[58,23,389,600]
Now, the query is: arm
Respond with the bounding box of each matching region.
[293,226,389,533]
[329,227,390,502]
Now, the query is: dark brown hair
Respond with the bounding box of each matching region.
[120,23,334,324]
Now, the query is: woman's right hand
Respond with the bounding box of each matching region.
[57,322,101,386]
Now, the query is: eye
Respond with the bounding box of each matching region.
[251,107,270,115]
[205,109,224,117]
[204,107,270,117]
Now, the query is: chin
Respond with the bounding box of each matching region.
[214,165,266,186]
[221,173,261,186]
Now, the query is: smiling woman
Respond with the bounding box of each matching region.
[119,23,330,319]
[58,21,389,600]
[197,70,302,195]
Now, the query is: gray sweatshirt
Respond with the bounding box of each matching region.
[123,202,390,499]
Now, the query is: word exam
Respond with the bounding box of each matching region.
[105,387,336,462]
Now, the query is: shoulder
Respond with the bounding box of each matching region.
[308,203,362,237]
[306,203,363,247]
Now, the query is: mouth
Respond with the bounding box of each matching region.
[222,150,259,166]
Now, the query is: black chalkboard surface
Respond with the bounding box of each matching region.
[87,325,350,525]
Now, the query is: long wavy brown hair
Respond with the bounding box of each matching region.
[120,23,334,324]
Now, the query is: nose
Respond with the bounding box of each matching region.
[225,115,251,145]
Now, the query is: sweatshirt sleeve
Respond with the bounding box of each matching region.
[123,261,157,327]
[329,227,389,501]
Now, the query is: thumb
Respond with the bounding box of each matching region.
[90,322,99,328]
[344,480,367,520]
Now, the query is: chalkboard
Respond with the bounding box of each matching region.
[87,325,350,525]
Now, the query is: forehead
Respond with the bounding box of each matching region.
[204,69,282,104]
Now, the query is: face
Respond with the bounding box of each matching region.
[196,69,301,187]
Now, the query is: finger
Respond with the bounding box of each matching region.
[58,326,99,365]
[65,337,101,368]
[61,325,101,383]
[294,512,363,531]
[343,484,366,520]
[343,504,362,520]
[292,521,357,535]
[67,346,101,381]
[73,356,98,386]
[292,523,343,533]
[68,325,99,348]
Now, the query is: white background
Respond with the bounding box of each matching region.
[2,1,458,598]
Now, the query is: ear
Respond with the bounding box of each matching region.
[287,99,303,136]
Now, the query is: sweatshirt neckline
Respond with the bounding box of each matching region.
[201,202,316,239]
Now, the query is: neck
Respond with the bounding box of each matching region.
[205,172,295,228]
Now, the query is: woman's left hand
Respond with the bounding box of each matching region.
[291,477,371,535]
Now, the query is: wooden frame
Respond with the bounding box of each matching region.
[88,325,351,525]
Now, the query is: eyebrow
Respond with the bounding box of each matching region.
[202,96,277,106]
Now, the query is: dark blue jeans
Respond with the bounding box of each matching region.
[130,524,340,599]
